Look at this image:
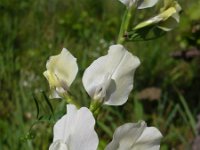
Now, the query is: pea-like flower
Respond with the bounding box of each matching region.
[119,0,159,9]
[49,104,99,150]
[105,121,163,150]
[134,1,181,31]
[82,44,140,106]
[49,108,162,150]
[43,48,78,98]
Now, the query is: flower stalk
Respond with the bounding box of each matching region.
[89,100,103,114]
[117,2,138,44]
[62,93,80,108]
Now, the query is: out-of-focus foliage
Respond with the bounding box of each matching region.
[0,0,200,149]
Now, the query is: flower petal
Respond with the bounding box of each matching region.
[157,1,181,31]
[137,0,159,9]
[134,7,177,30]
[105,121,162,150]
[82,44,140,105]
[50,104,99,150]
[133,126,162,149]
[118,0,135,8]
[134,1,181,31]
[43,48,78,98]
[49,140,68,150]
[118,0,158,9]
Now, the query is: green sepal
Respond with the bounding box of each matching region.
[125,25,166,41]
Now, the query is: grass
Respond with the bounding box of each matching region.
[0,0,200,149]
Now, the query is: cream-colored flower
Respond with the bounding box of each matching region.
[134,1,181,31]
[43,48,78,98]
[82,44,140,106]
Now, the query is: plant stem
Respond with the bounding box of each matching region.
[178,93,197,136]
[174,87,197,136]
[89,100,103,114]
[117,6,135,44]
[62,93,80,108]
[117,9,131,44]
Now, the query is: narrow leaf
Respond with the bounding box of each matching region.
[42,91,54,116]
[32,94,40,119]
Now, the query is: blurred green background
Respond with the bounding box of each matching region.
[0,0,200,149]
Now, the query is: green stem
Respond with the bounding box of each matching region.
[62,93,80,108]
[89,100,103,114]
[117,7,135,44]
[174,87,197,136]
[178,93,197,136]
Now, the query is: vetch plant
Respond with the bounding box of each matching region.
[31,0,182,149]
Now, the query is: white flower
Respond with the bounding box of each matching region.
[43,48,78,98]
[119,0,159,9]
[49,104,99,150]
[105,121,163,150]
[49,107,162,150]
[134,1,181,31]
[82,44,140,106]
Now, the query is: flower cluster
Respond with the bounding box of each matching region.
[44,45,162,150]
